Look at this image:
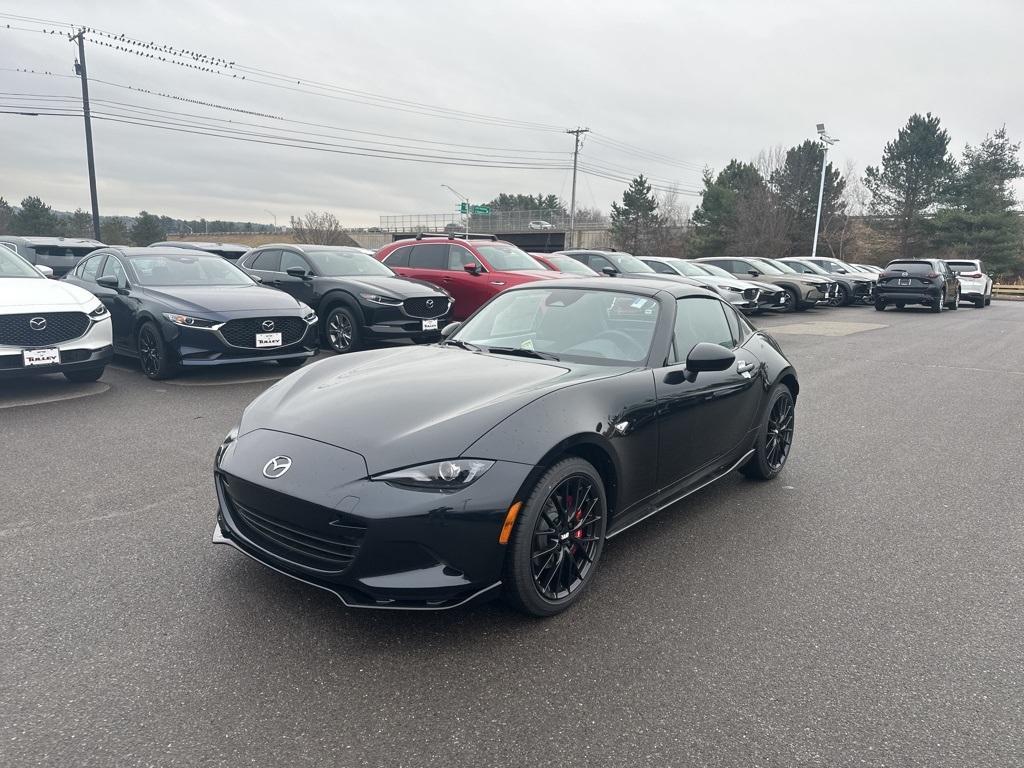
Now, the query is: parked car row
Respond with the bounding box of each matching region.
[874,258,993,311]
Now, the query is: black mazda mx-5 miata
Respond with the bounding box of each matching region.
[213,278,799,616]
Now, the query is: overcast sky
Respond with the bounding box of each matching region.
[1,0,1022,227]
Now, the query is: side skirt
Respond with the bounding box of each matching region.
[606,449,754,540]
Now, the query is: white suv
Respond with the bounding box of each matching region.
[946,259,993,309]
[0,246,113,382]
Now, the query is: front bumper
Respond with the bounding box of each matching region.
[0,316,113,377]
[358,302,452,341]
[167,316,318,366]
[213,437,534,609]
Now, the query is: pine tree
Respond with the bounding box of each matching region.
[691,161,765,257]
[129,211,167,246]
[0,197,12,234]
[64,208,94,238]
[772,140,845,258]
[610,175,660,253]
[100,217,130,245]
[11,196,60,235]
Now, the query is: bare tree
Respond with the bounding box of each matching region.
[645,188,691,258]
[290,211,356,246]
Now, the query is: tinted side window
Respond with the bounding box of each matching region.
[646,260,675,274]
[249,250,281,271]
[588,254,615,272]
[280,251,310,273]
[672,297,735,363]
[79,254,105,282]
[447,245,483,271]
[100,255,127,288]
[703,259,734,273]
[383,245,412,267]
[409,244,449,270]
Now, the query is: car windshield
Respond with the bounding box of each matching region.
[548,255,597,275]
[695,263,732,279]
[306,249,393,277]
[609,252,655,273]
[760,259,798,274]
[886,261,934,276]
[947,261,980,273]
[475,243,543,271]
[452,287,659,365]
[787,260,829,275]
[747,259,785,275]
[0,247,42,278]
[662,259,706,277]
[128,254,254,286]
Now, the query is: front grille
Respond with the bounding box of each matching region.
[219,316,306,348]
[231,498,365,572]
[403,296,449,319]
[0,312,90,347]
[742,288,758,301]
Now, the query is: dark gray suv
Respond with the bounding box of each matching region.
[0,236,105,277]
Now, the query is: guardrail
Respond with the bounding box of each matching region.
[993,284,1024,298]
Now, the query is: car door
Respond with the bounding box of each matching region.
[446,244,493,317]
[243,249,282,285]
[95,253,135,350]
[272,250,318,306]
[653,296,764,493]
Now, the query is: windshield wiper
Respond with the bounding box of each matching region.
[440,339,484,353]
[486,346,560,361]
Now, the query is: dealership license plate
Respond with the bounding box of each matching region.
[899,279,911,286]
[23,348,60,366]
[422,319,438,331]
[255,332,282,348]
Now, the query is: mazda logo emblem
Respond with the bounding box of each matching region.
[262,456,292,479]
[425,299,434,308]
[261,320,275,331]
[29,317,47,331]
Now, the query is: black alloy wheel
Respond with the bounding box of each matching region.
[741,384,795,480]
[324,306,361,353]
[874,299,886,311]
[779,287,798,313]
[831,284,849,307]
[931,290,945,313]
[137,321,178,380]
[948,288,960,310]
[63,367,104,383]
[503,457,607,617]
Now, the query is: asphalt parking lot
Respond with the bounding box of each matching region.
[2,302,1022,768]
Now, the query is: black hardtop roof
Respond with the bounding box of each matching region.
[501,275,716,299]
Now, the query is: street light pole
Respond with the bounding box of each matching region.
[72,29,101,242]
[566,127,590,248]
[811,123,838,260]
[441,184,470,232]
[265,209,277,230]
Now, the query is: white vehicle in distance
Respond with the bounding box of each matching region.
[946,259,993,308]
[528,220,555,230]
[0,246,112,382]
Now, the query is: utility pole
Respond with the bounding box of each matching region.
[566,127,589,248]
[72,29,101,242]
[811,123,838,260]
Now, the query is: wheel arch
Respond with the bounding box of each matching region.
[514,434,621,521]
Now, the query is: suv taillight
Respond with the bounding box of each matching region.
[926,272,939,278]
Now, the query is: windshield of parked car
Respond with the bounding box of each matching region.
[694,263,732,279]
[452,287,659,365]
[306,249,393,277]
[609,252,655,273]
[760,259,799,274]
[128,253,255,286]
[786,259,829,275]
[475,243,543,271]
[662,259,707,278]
[548,255,598,275]
[947,261,981,273]
[0,247,42,278]
[747,259,785,275]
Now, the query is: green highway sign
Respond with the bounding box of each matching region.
[459,202,468,213]
[472,205,491,214]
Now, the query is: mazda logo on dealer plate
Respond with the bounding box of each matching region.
[262,320,275,331]
[262,456,292,479]
[29,317,47,331]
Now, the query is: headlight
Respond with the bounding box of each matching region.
[719,285,742,293]
[360,293,403,306]
[88,303,109,318]
[372,459,494,491]
[215,426,238,466]
[162,312,221,328]
[297,303,318,323]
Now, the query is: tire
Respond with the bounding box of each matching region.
[323,306,361,353]
[974,297,985,308]
[896,303,905,310]
[502,457,607,617]
[137,321,178,380]
[779,287,799,313]
[740,383,796,481]
[947,288,960,310]
[834,284,850,307]
[874,299,886,311]
[63,366,104,383]
[985,295,992,306]
[931,291,944,313]
[275,357,306,368]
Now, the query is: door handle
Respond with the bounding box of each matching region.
[737,360,756,374]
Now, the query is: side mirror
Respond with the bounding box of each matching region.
[286,266,311,279]
[36,265,54,278]
[747,270,761,277]
[463,263,482,275]
[601,266,619,277]
[686,342,736,373]
[837,269,848,274]
[96,275,121,291]
[251,274,263,284]
[441,321,461,338]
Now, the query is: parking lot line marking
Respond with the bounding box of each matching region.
[163,375,285,387]
[0,382,110,410]
[766,321,888,336]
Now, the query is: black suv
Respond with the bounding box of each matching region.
[875,259,960,313]
[239,244,452,352]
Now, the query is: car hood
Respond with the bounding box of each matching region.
[621,272,701,287]
[139,284,302,314]
[238,345,619,473]
[746,280,780,292]
[699,276,756,290]
[508,270,573,280]
[3,277,98,309]
[320,275,447,298]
